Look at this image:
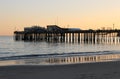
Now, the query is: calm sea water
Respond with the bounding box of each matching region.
[0,36,120,57]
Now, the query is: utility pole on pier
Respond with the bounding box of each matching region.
[113,24,115,30]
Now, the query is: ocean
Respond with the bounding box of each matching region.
[0,36,120,57]
[1,36,120,79]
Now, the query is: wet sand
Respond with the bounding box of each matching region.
[0,61,120,79]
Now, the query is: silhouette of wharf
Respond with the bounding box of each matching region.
[14,25,120,43]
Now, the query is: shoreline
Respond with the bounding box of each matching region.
[0,61,120,79]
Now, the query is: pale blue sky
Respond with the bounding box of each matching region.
[0,0,120,35]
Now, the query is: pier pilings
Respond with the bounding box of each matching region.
[14,29,120,44]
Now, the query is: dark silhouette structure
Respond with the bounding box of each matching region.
[14,25,120,44]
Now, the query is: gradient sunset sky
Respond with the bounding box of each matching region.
[1,0,120,35]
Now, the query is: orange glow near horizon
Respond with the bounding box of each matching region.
[1,19,120,36]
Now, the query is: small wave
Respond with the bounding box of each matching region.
[0,51,119,61]
[0,52,11,54]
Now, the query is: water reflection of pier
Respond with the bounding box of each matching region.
[0,52,120,66]
[46,53,120,64]
[15,52,120,65]
[14,25,120,44]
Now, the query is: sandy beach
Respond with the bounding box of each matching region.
[0,61,120,79]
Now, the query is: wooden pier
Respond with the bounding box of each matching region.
[14,25,120,44]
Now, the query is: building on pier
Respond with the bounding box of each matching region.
[24,26,46,33]
[47,25,63,32]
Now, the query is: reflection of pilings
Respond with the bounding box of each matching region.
[45,53,120,64]
[1,52,120,66]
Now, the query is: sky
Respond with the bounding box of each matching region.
[1,0,120,35]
